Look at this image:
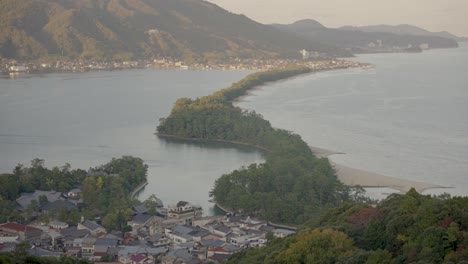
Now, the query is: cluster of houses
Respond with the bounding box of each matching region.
[0,189,296,263]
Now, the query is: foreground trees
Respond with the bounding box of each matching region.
[228,190,468,264]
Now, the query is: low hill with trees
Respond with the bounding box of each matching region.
[228,190,468,263]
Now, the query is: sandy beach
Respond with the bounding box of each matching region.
[309,146,445,193]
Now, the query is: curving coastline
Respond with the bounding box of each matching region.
[159,133,444,194]
[156,133,270,152]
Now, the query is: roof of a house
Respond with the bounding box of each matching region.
[81,220,102,231]
[42,200,77,211]
[131,254,147,262]
[15,191,62,210]
[172,225,195,235]
[200,239,225,248]
[227,215,246,223]
[116,246,167,256]
[96,238,118,246]
[222,244,242,252]
[0,223,41,233]
[131,214,153,225]
[215,226,232,234]
[82,236,97,245]
[60,227,90,239]
[133,205,148,215]
[188,229,210,238]
[259,225,275,232]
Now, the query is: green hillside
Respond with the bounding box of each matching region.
[0,0,347,61]
[229,190,468,264]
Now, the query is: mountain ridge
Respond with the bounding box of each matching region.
[0,0,348,61]
[339,24,464,41]
[273,20,459,53]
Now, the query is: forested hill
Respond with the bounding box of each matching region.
[0,0,347,61]
[228,190,468,263]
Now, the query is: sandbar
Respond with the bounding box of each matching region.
[309,145,445,193]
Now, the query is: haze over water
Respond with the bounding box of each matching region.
[237,44,468,197]
[1,45,467,212]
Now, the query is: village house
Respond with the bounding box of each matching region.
[78,220,106,235]
[168,201,202,225]
[0,222,43,241]
[15,190,63,212]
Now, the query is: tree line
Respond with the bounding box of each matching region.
[0,156,147,232]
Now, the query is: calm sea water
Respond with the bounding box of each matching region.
[237,44,468,197]
[1,45,467,213]
[0,69,263,214]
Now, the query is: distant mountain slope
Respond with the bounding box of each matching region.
[273,19,458,53]
[0,0,347,61]
[339,24,464,41]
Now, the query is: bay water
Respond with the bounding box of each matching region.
[236,44,468,197]
[0,69,263,214]
[1,44,467,214]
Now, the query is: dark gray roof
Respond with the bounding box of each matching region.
[200,239,225,248]
[259,225,274,232]
[133,205,148,214]
[95,238,118,246]
[227,215,246,223]
[222,244,241,252]
[246,229,263,235]
[131,214,153,225]
[81,220,101,231]
[16,190,62,210]
[215,226,232,234]
[42,200,77,211]
[60,227,90,239]
[188,229,210,238]
[171,225,195,235]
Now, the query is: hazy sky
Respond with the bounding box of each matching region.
[208,0,468,36]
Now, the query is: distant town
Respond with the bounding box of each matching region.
[0,186,295,264]
[0,52,371,78]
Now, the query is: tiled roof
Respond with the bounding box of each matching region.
[131,254,146,262]
[133,205,148,214]
[81,220,101,231]
[0,222,41,232]
[16,190,62,210]
[131,214,152,225]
